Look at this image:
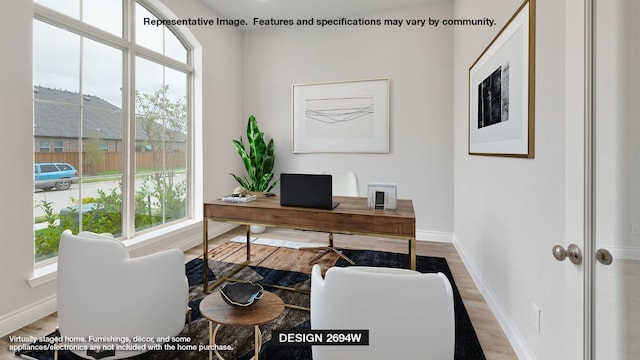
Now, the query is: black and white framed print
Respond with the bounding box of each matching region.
[469,0,535,158]
[292,78,390,153]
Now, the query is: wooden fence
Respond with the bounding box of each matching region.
[34,152,186,174]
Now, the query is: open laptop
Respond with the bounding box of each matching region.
[280,173,339,209]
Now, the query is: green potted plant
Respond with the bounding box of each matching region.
[230,115,278,232]
[230,115,278,192]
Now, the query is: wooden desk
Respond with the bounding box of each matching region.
[202,194,416,292]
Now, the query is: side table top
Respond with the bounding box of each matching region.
[199,290,285,327]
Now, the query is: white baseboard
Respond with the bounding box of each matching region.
[127,221,238,256]
[207,224,452,243]
[206,222,239,242]
[416,229,453,243]
[453,238,536,360]
[0,295,57,338]
[164,221,237,253]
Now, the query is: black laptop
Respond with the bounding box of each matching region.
[280,173,339,209]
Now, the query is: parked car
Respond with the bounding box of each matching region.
[34,163,79,191]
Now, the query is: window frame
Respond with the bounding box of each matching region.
[33,0,197,262]
[38,140,50,152]
[53,140,64,152]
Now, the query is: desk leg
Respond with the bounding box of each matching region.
[246,225,251,262]
[409,237,416,270]
[203,220,210,293]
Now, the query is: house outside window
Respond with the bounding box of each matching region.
[33,0,194,263]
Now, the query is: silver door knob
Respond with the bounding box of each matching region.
[595,248,613,265]
[552,244,583,265]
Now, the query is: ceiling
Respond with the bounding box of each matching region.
[199,0,444,29]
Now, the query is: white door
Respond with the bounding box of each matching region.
[592,0,640,358]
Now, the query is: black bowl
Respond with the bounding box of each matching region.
[219,282,264,307]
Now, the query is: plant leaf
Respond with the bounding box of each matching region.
[230,115,277,192]
[232,138,255,181]
[263,139,275,174]
[230,173,250,190]
[247,116,267,181]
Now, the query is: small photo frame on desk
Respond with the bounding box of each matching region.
[367,182,397,210]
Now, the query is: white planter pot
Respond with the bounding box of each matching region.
[250,225,266,234]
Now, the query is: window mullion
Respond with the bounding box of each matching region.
[122,48,137,240]
[134,46,193,74]
[122,0,137,239]
[78,35,85,232]
[186,65,194,220]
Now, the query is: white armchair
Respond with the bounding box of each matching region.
[57,230,189,359]
[310,264,455,360]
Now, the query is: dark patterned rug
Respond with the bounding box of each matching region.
[15,248,485,360]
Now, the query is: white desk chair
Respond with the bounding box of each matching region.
[309,170,359,265]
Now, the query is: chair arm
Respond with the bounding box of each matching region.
[120,249,189,336]
[311,264,325,287]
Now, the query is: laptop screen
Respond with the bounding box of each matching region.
[280,173,339,209]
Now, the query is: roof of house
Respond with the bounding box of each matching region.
[33,86,186,142]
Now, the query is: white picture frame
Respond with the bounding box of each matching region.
[367,182,397,210]
[292,78,390,153]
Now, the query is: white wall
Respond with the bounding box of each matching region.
[0,0,53,337]
[241,1,454,238]
[453,0,585,359]
[0,0,243,336]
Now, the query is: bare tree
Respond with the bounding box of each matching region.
[135,84,187,181]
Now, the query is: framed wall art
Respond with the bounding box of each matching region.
[292,78,390,153]
[468,0,535,158]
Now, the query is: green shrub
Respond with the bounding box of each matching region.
[35,178,187,260]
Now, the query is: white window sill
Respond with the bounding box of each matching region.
[26,218,203,288]
[27,262,59,288]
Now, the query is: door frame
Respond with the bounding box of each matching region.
[584,0,595,358]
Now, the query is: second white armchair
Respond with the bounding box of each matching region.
[310,264,455,359]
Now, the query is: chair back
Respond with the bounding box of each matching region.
[323,170,359,197]
[311,265,455,359]
[57,230,188,359]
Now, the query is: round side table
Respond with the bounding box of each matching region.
[199,290,285,360]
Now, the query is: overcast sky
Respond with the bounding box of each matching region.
[34,0,187,108]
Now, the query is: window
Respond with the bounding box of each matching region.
[33,0,193,263]
[39,140,50,152]
[40,164,59,173]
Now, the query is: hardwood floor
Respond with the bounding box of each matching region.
[1,227,517,359]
